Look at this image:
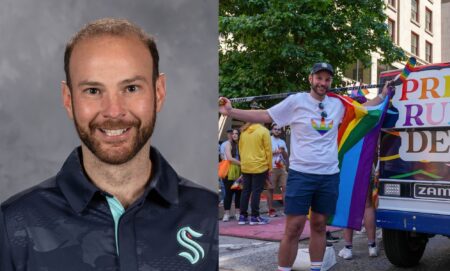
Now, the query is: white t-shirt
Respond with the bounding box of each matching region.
[271,136,288,169]
[268,93,345,174]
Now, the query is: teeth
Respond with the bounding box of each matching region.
[102,128,127,136]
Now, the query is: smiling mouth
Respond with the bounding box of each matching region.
[99,128,130,136]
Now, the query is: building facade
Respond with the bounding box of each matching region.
[342,0,443,97]
[442,0,450,61]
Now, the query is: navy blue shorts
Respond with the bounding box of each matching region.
[284,169,340,216]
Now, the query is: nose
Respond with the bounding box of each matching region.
[101,92,126,118]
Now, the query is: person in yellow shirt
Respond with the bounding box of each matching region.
[238,122,272,225]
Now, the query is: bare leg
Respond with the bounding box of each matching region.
[364,197,376,243]
[309,211,327,262]
[343,228,354,245]
[278,215,307,267]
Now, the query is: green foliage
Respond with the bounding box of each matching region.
[220,0,405,107]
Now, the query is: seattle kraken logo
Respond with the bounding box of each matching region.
[177,226,205,264]
[311,118,333,135]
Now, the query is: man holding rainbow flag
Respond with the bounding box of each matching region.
[219,62,392,271]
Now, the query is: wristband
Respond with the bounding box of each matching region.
[378,93,385,100]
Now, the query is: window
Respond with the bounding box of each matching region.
[377,61,397,80]
[388,19,395,41]
[411,0,419,23]
[425,8,432,32]
[389,0,396,8]
[411,32,419,56]
[425,42,432,62]
[343,61,371,84]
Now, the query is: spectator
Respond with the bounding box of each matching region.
[266,123,288,217]
[222,129,242,221]
[238,123,272,225]
[220,129,233,161]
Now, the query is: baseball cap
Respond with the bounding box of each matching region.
[311,62,334,76]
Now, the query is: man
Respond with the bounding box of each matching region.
[266,123,288,217]
[238,122,272,225]
[0,18,217,271]
[219,62,389,271]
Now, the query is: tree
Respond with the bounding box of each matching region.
[219,0,405,106]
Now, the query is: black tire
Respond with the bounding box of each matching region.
[383,228,428,267]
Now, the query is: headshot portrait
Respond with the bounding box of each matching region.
[0,1,218,270]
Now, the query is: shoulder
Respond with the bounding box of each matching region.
[258,125,270,134]
[284,92,306,104]
[290,92,307,99]
[221,141,230,148]
[178,177,218,210]
[327,94,342,103]
[1,177,59,221]
[328,95,345,110]
[273,93,304,108]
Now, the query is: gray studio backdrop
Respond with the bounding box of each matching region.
[0,0,218,201]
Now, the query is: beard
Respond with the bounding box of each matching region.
[73,100,156,165]
[311,82,329,97]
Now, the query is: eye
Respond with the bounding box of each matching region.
[85,88,100,95]
[126,85,139,93]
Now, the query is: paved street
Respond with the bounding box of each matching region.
[219,228,450,271]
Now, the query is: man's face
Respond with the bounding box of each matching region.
[62,34,166,165]
[309,70,332,98]
[271,125,281,138]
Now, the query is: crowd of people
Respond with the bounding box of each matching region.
[219,121,289,225]
[219,62,389,271]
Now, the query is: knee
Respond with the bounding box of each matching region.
[310,220,327,234]
[284,222,303,239]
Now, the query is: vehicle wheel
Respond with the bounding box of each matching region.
[383,228,428,267]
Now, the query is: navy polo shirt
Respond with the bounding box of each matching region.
[0,147,218,271]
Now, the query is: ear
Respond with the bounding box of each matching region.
[155,73,166,113]
[308,74,313,84]
[62,81,74,120]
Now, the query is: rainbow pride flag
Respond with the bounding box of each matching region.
[351,88,369,97]
[326,92,390,230]
[399,57,416,82]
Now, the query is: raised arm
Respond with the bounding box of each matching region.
[363,80,392,107]
[219,97,273,123]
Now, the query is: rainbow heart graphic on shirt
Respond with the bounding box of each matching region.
[311,118,333,135]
